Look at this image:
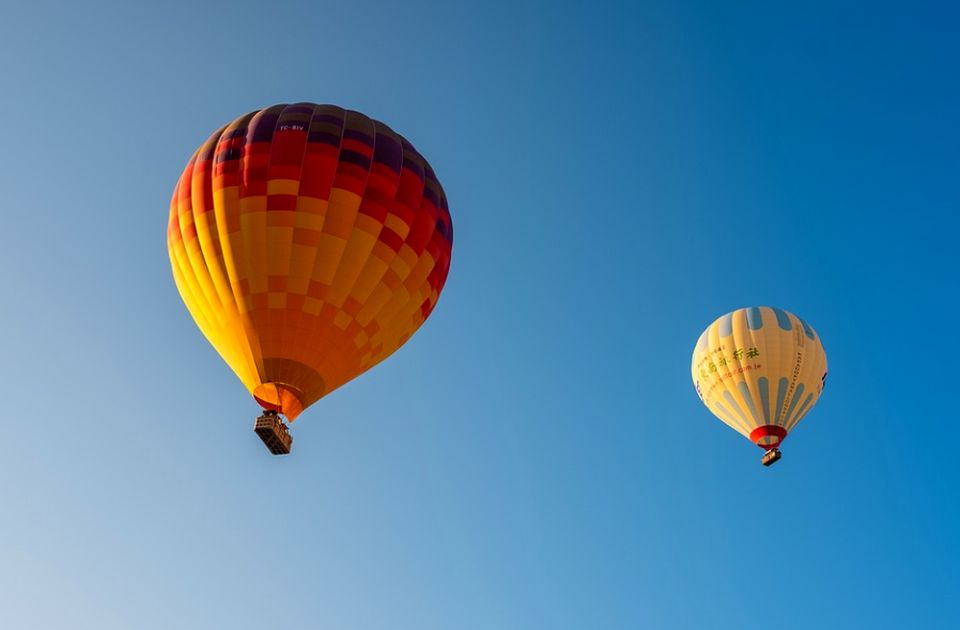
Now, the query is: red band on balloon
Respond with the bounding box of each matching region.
[749,425,788,449]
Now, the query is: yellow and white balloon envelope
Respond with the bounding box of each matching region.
[692,307,827,453]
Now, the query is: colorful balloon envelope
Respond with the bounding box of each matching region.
[691,307,827,462]
[167,103,453,443]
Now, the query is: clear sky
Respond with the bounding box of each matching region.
[1,1,956,628]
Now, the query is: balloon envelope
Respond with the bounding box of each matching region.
[168,103,453,419]
[691,307,827,450]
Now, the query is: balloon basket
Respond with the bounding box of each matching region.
[761,448,781,466]
[254,410,292,455]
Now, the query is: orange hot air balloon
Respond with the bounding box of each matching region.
[168,103,453,454]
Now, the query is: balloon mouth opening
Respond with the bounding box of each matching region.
[253,383,305,421]
[750,425,787,449]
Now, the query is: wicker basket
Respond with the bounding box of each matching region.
[254,411,293,455]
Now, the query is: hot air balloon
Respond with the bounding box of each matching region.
[168,103,453,454]
[691,307,827,465]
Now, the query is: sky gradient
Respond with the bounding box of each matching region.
[1,1,957,628]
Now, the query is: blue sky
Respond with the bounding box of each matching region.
[1,1,957,628]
